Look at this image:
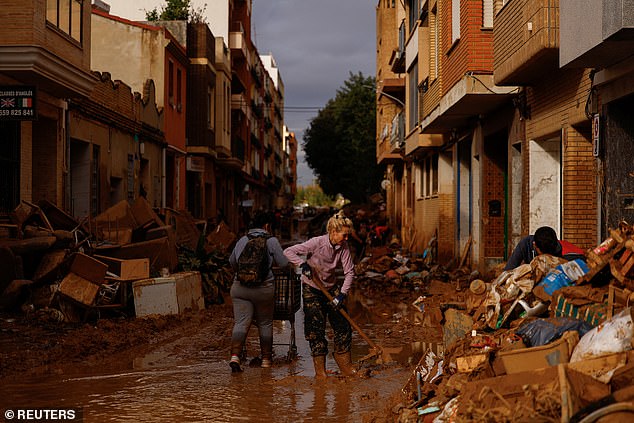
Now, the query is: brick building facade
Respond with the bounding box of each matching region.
[378,0,603,271]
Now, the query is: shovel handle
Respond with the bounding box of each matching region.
[310,274,381,352]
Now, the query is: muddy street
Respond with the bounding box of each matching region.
[0,295,419,422]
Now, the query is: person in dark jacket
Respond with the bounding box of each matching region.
[504,226,585,271]
[228,212,289,372]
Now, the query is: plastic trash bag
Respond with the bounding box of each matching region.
[515,317,594,347]
[570,307,634,362]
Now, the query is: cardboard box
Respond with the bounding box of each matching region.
[69,252,108,283]
[457,353,490,373]
[59,273,100,306]
[458,365,609,422]
[132,271,204,317]
[498,331,579,374]
[94,255,149,280]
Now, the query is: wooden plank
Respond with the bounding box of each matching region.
[458,236,472,269]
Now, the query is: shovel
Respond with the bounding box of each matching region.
[310,273,388,364]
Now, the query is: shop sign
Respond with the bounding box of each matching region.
[0,86,37,120]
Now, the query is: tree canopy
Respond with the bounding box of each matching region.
[145,0,206,23]
[294,185,334,207]
[303,72,382,203]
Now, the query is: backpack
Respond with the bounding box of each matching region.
[236,234,271,287]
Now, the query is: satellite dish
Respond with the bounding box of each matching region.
[381,179,391,190]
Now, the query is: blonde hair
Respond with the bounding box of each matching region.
[326,210,353,234]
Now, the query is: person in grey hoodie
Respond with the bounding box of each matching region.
[228,212,289,372]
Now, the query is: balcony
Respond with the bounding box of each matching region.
[231,93,247,116]
[217,136,244,171]
[377,112,404,165]
[421,74,519,133]
[186,127,216,152]
[560,0,634,68]
[229,22,247,60]
[378,77,405,102]
[493,0,559,85]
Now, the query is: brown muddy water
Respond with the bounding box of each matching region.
[1,307,416,422]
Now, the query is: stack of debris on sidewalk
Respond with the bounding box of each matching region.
[391,223,634,422]
[0,198,236,323]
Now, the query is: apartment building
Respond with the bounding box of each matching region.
[559,0,634,236]
[261,54,289,210]
[91,9,189,211]
[284,127,298,206]
[494,0,597,255]
[376,0,406,242]
[378,0,601,271]
[0,0,97,214]
[68,72,165,215]
[227,0,288,229]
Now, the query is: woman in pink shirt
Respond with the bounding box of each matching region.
[283,210,356,378]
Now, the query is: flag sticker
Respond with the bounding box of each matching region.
[1,98,15,108]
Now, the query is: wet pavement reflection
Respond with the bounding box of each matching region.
[1,307,411,422]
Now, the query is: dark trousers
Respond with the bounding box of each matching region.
[302,285,351,357]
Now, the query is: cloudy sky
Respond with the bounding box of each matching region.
[102,0,376,186]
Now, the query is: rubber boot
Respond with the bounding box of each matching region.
[230,341,244,372]
[333,351,356,376]
[312,355,327,379]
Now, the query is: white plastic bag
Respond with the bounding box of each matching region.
[570,307,634,362]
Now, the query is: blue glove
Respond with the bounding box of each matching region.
[331,293,346,310]
[300,262,312,278]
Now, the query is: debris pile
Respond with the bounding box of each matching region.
[0,198,236,322]
[393,223,634,422]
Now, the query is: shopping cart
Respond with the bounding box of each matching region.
[272,266,302,361]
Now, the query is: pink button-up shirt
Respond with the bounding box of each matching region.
[283,234,355,294]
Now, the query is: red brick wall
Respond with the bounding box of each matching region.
[0,0,91,71]
[525,68,597,248]
[562,125,597,248]
[441,0,494,93]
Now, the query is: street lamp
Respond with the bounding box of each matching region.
[363,83,404,108]
[377,89,405,108]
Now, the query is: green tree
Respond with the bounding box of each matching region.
[145,0,207,23]
[295,185,334,207]
[303,72,382,203]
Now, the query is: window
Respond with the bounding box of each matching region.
[407,0,420,33]
[451,0,461,44]
[207,88,214,129]
[483,0,493,28]
[415,164,423,198]
[225,83,230,130]
[421,154,439,198]
[46,0,83,43]
[168,61,174,106]
[408,62,418,132]
[176,68,182,111]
